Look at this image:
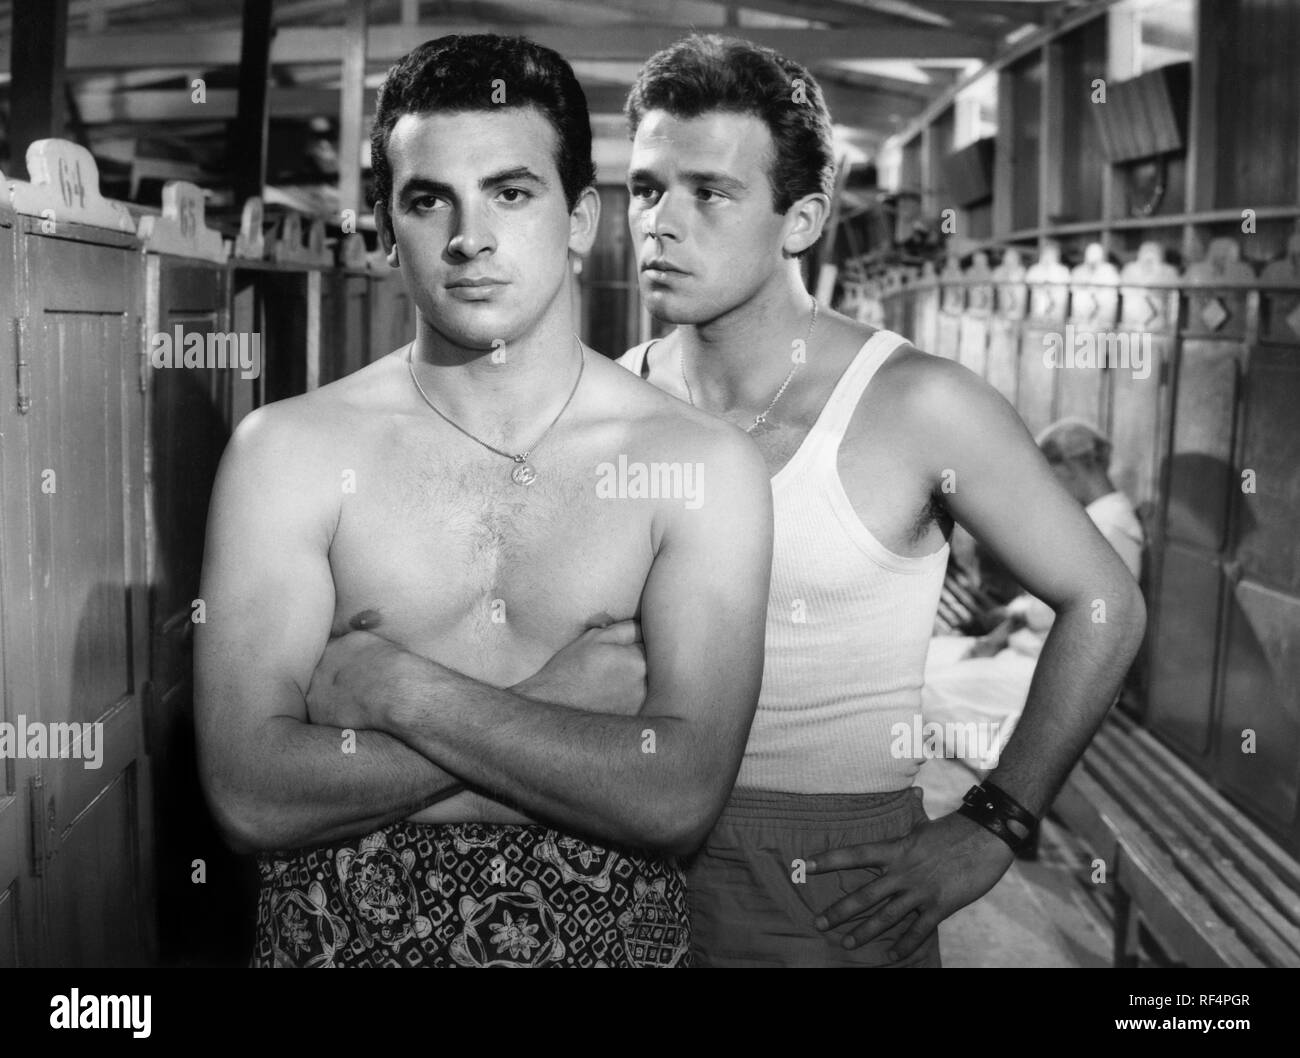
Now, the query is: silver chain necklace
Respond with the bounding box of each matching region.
[406,339,585,486]
[679,298,818,433]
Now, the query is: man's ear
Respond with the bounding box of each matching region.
[781,192,830,258]
[376,201,399,268]
[567,186,601,258]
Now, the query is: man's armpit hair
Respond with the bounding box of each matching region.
[917,490,954,544]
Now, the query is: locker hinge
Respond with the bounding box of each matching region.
[15,317,32,414]
[28,775,50,877]
[138,317,150,394]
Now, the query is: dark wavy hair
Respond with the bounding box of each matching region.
[370,34,596,213]
[625,34,835,214]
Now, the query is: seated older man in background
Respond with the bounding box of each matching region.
[923,419,1145,772]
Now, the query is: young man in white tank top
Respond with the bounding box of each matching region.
[617,35,1147,966]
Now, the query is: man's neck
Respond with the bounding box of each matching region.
[1079,475,1116,508]
[678,268,816,411]
[409,310,584,450]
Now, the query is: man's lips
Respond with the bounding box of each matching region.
[641,260,688,277]
[445,276,508,288]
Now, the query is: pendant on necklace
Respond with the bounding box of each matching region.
[511,461,538,486]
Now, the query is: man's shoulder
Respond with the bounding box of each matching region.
[584,355,764,486]
[873,337,954,390]
[875,340,1014,423]
[234,389,342,450]
[208,394,350,540]
[614,340,653,376]
[593,344,725,427]
[311,348,408,407]
[225,360,397,479]
[849,337,1032,477]
[245,352,402,429]
[865,339,970,425]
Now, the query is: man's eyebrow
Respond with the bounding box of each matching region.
[628,167,748,193]
[480,166,548,189]
[398,176,452,198]
[682,170,749,192]
[397,167,548,199]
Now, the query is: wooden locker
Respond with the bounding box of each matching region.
[9,141,152,966]
[369,271,417,362]
[1214,337,1300,848]
[230,261,321,403]
[0,173,39,967]
[1147,268,1250,771]
[141,184,258,964]
[322,269,371,384]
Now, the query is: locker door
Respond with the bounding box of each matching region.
[1015,325,1057,438]
[21,229,150,966]
[1147,322,1245,763]
[1016,279,1068,439]
[914,281,939,357]
[370,273,416,360]
[985,318,1020,405]
[1215,342,1300,844]
[250,270,310,402]
[957,314,989,378]
[342,273,370,376]
[321,271,370,383]
[148,261,255,964]
[0,211,37,967]
[1053,356,1105,424]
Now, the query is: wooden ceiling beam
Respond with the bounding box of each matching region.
[825,0,950,28]
[903,1,1058,25]
[816,78,930,131]
[70,80,921,139]
[272,0,350,24]
[0,22,993,73]
[583,81,924,126]
[555,0,912,29]
[72,86,380,123]
[815,65,944,102]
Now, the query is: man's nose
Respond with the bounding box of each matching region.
[447,207,495,258]
[642,193,684,242]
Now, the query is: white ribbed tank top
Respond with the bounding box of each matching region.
[623,329,949,793]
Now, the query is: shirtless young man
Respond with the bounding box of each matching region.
[619,35,1146,967]
[194,34,771,968]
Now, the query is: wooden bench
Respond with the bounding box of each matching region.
[1053,710,1300,967]
[935,555,1003,635]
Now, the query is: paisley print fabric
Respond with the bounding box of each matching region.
[252,821,691,968]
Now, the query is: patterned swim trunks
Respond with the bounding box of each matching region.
[252,820,691,967]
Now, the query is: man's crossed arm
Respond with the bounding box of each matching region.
[195,405,772,857]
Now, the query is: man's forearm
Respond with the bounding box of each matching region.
[209,715,464,853]
[377,659,711,854]
[984,588,1145,814]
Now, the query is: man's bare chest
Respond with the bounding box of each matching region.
[325,438,655,667]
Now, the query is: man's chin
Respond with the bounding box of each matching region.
[640,287,714,327]
[424,303,524,348]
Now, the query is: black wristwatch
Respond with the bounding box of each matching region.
[958,782,1038,854]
